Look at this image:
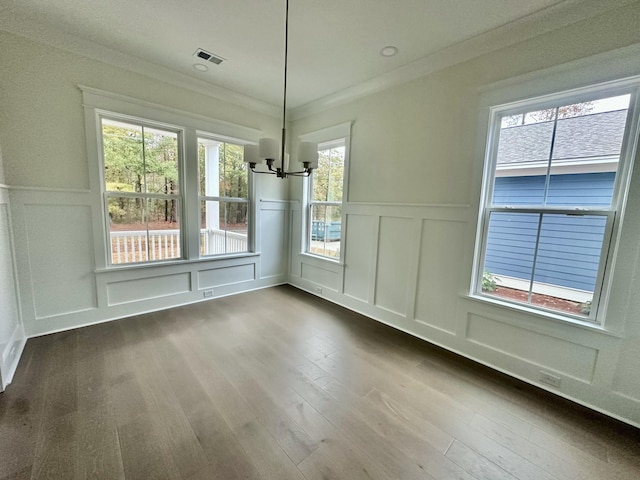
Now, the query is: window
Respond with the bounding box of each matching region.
[101,117,182,265]
[198,137,249,255]
[308,139,346,259]
[87,87,259,268]
[474,80,640,322]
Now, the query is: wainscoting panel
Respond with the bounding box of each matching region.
[374,216,413,316]
[288,200,640,426]
[198,263,256,289]
[466,313,598,382]
[0,192,25,390]
[414,219,467,334]
[107,272,192,305]
[260,203,287,279]
[343,213,374,303]
[24,203,97,319]
[612,341,640,402]
[301,263,340,291]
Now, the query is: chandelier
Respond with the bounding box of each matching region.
[244,0,318,178]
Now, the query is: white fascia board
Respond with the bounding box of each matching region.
[495,156,619,177]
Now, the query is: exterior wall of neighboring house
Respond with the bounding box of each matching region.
[483,109,625,297]
[485,172,615,293]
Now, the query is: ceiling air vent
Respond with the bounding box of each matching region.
[194,48,225,65]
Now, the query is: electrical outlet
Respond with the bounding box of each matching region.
[539,370,561,388]
[203,289,214,298]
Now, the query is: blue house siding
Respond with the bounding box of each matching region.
[484,172,613,292]
[492,172,615,206]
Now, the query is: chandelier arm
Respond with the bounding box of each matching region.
[249,164,277,175]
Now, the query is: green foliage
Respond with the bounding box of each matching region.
[312,146,345,223]
[482,271,499,292]
[103,122,179,225]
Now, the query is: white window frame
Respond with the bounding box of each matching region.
[81,86,261,270]
[197,131,254,257]
[99,114,186,265]
[299,122,352,263]
[472,77,640,325]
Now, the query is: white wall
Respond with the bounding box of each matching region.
[0,30,290,337]
[288,2,640,427]
[0,145,25,390]
[3,2,640,427]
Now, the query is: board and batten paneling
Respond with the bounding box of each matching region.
[8,189,288,336]
[414,219,467,335]
[374,216,415,316]
[259,200,288,279]
[0,187,25,390]
[343,214,374,303]
[23,202,98,319]
[466,313,598,382]
[198,263,255,289]
[288,199,640,426]
[107,272,192,305]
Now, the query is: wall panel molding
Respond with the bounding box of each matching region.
[287,199,640,427]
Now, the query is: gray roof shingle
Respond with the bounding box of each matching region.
[497,109,627,165]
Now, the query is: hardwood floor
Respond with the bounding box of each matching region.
[1,285,639,479]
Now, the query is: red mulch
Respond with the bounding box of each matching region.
[487,286,586,316]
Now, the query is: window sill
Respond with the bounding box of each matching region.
[95,252,260,274]
[299,252,344,267]
[462,293,623,338]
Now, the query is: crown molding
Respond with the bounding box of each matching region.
[289,0,637,120]
[0,13,281,118]
[1,0,635,122]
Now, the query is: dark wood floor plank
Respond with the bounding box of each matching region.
[230,328,447,480]
[297,438,393,480]
[1,285,638,480]
[324,378,453,449]
[528,424,640,480]
[103,318,182,480]
[148,311,265,480]
[120,316,211,480]
[31,331,79,479]
[0,337,52,479]
[445,440,519,480]
[30,413,78,480]
[412,358,535,438]
[416,350,614,461]
[469,414,562,476]
[76,323,125,480]
[175,316,306,480]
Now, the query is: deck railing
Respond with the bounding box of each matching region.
[110,228,248,264]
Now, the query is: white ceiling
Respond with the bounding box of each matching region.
[0,0,629,112]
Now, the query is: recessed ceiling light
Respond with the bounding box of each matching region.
[193,63,209,72]
[380,46,398,57]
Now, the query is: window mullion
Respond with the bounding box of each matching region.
[542,107,559,206]
[527,213,544,304]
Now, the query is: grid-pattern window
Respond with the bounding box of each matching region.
[101,118,182,265]
[198,137,249,256]
[308,139,345,259]
[475,83,639,322]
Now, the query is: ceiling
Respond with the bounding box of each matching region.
[0,0,628,112]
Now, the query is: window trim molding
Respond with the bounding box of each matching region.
[81,86,260,269]
[470,75,640,328]
[299,122,352,262]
